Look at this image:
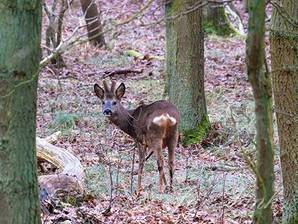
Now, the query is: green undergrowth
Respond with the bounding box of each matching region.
[51,111,79,130]
[182,116,210,146]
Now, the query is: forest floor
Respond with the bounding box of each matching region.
[38,1,282,223]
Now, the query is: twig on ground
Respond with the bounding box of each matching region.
[130,143,137,195]
[115,154,123,197]
[185,149,190,182]
[102,68,143,78]
[220,171,226,224]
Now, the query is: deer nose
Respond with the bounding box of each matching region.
[103,109,112,116]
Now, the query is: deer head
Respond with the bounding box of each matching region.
[94,80,125,117]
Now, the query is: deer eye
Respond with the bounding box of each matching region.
[112,101,117,105]
[102,101,105,105]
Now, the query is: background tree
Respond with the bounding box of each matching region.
[0,1,42,223]
[80,0,105,47]
[246,0,274,222]
[270,0,298,223]
[43,0,69,67]
[204,2,238,36]
[165,0,209,145]
[244,0,249,12]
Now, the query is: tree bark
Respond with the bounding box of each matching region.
[204,2,237,36]
[246,0,274,223]
[80,0,105,47]
[165,0,209,145]
[0,1,42,223]
[270,0,298,223]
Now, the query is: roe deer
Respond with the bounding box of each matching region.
[94,81,180,193]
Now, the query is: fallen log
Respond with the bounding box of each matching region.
[44,131,61,144]
[124,49,164,61]
[37,136,84,197]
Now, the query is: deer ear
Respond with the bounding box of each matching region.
[94,84,104,99]
[115,83,125,99]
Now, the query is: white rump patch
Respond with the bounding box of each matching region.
[152,113,177,126]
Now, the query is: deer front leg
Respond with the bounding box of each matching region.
[137,145,145,194]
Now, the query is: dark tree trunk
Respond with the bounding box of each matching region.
[165,0,209,145]
[80,0,105,47]
[246,0,274,223]
[270,0,298,223]
[0,1,42,223]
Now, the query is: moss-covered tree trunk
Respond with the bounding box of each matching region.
[204,2,237,36]
[80,0,105,47]
[270,0,298,223]
[165,0,209,145]
[0,1,42,223]
[246,0,274,223]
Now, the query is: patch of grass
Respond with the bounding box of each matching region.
[144,160,156,173]
[93,111,109,132]
[50,111,79,131]
[84,165,109,196]
[206,87,257,146]
[126,79,165,103]
[88,52,133,69]
[84,160,133,197]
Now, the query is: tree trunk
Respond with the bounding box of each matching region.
[204,2,237,36]
[246,0,274,223]
[270,0,298,223]
[165,0,209,145]
[44,0,68,68]
[80,0,105,47]
[0,1,42,224]
[244,0,249,12]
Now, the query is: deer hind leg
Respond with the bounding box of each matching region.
[151,140,167,193]
[137,144,146,194]
[167,131,178,190]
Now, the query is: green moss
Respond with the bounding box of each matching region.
[203,6,239,37]
[182,116,210,146]
[171,0,183,13]
[203,20,238,37]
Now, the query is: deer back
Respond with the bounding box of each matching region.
[130,100,180,144]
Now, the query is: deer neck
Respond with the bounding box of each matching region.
[110,105,137,139]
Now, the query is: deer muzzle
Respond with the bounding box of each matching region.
[103,109,112,116]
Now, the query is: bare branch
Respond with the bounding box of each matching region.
[40,0,154,68]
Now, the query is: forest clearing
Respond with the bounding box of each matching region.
[0,0,297,223]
